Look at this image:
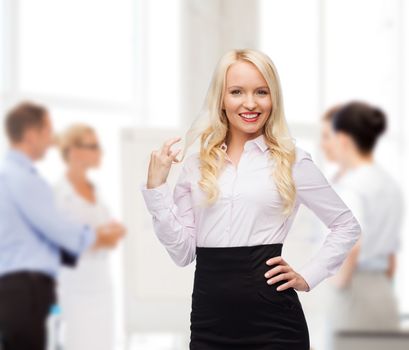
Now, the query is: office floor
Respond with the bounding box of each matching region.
[128,333,189,350]
[126,321,409,350]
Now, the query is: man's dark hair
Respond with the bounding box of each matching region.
[5,101,48,143]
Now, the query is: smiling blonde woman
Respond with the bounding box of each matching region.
[141,49,361,349]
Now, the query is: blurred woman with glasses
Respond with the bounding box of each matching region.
[55,124,125,350]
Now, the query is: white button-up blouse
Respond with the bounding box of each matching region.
[333,163,403,272]
[141,134,361,290]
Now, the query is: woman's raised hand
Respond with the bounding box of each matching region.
[147,137,182,189]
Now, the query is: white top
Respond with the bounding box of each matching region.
[141,134,361,291]
[333,163,404,271]
[55,177,113,292]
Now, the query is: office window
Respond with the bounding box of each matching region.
[0,0,4,95]
[140,0,181,127]
[18,0,135,103]
[324,0,401,136]
[259,0,320,124]
[0,0,6,155]
[17,0,181,128]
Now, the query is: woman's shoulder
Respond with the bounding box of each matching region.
[291,146,323,185]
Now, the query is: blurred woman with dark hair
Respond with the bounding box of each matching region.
[321,101,403,339]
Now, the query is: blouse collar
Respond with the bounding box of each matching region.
[220,134,269,153]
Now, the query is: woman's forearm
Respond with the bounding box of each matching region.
[386,253,396,279]
[332,239,361,288]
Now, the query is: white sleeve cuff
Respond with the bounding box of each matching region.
[140,182,174,216]
[298,261,328,292]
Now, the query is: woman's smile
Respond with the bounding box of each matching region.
[239,112,261,123]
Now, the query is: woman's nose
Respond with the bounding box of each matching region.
[243,95,257,110]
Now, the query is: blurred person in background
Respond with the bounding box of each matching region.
[141,49,361,349]
[321,101,403,346]
[320,104,346,183]
[54,124,124,350]
[0,102,125,350]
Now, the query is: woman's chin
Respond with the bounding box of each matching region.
[238,123,264,135]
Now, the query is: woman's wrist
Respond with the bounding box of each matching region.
[147,179,165,189]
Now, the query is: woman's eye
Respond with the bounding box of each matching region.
[257,90,269,95]
[231,90,241,95]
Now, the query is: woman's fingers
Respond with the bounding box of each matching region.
[277,276,310,292]
[150,149,159,158]
[264,264,290,279]
[147,138,182,189]
[266,271,294,285]
[276,279,296,291]
[263,264,310,292]
[264,257,292,286]
[266,256,288,266]
[263,258,304,290]
[170,149,182,163]
[161,137,181,156]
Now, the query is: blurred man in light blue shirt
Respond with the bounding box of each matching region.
[0,101,125,350]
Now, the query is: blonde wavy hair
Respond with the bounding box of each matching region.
[181,49,297,216]
[56,123,95,162]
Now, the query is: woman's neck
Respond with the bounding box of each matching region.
[342,152,374,171]
[66,166,88,186]
[225,130,263,167]
[226,130,262,151]
[66,165,96,203]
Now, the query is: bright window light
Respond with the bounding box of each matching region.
[324,0,400,135]
[259,0,320,124]
[0,0,4,95]
[142,0,181,127]
[18,0,135,103]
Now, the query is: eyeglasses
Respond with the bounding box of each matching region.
[75,143,101,151]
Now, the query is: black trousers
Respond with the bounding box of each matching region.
[190,244,310,349]
[0,272,56,350]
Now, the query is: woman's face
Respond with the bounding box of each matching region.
[222,61,272,140]
[333,131,358,164]
[68,131,102,169]
[320,120,338,162]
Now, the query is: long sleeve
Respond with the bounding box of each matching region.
[141,158,196,267]
[5,170,96,256]
[293,152,361,291]
[333,187,365,232]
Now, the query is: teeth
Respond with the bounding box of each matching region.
[240,113,259,119]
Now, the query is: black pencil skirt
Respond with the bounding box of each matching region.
[190,244,310,349]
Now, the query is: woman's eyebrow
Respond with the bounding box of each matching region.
[226,85,269,90]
